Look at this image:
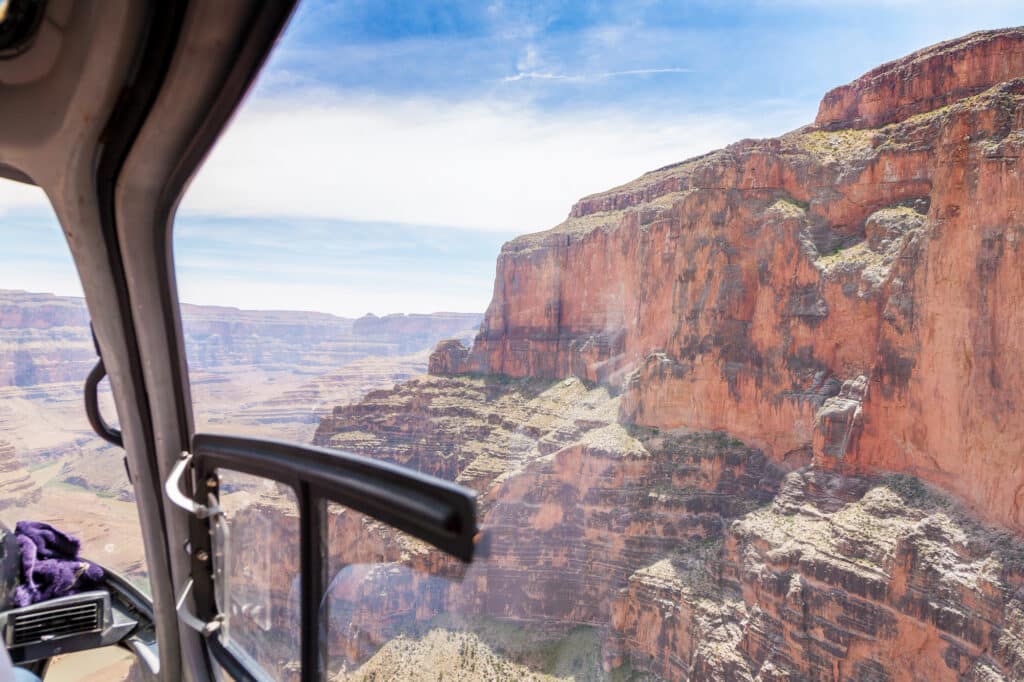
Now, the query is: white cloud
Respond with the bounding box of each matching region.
[502,67,696,83]
[180,92,808,233]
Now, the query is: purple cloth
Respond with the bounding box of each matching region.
[12,521,103,607]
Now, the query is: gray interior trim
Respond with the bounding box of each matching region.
[0,2,183,679]
[0,2,296,678]
[0,162,34,185]
[116,2,297,680]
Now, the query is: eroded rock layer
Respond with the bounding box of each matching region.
[439,27,1024,532]
[310,377,1024,680]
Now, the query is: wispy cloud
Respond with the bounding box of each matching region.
[181,91,806,233]
[502,67,696,83]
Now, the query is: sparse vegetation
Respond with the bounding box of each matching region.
[794,128,876,160]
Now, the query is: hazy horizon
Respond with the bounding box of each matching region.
[2,1,1021,315]
[0,282,485,319]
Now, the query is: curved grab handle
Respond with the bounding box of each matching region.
[165,452,219,519]
[84,358,123,447]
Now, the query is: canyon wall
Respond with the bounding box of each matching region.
[441,27,1024,532]
[312,376,1024,681]
[0,290,93,386]
[300,28,1024,681]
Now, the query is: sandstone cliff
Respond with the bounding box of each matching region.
[441,27,1024,533]
[311,376,1024,681]
[304,28,1024,681]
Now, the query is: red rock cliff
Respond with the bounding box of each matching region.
[315,375,1024,681]
[441,27,1024,531]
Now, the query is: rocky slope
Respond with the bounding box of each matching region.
[304,28,1024,681]
[310,377,1024,681]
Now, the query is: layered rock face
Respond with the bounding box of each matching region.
[815,29,1024,130]
[313,377,1024,680]
[0,290,93,386]
[0,289,482,382]
[443,27,1024,532]
[315,378,782,676]
[181,304,479,371]
[300,28,1024,681]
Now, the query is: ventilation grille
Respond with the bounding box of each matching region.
[8,598,103,646]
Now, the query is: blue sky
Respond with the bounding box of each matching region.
[1,0,1022,316]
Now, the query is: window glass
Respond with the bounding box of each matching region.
[0,179,145,679]
[215,469,301,680]
[319,501,605,680]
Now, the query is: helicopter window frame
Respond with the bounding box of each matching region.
[185,433,476,682]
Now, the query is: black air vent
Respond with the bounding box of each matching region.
[8,597,103,646]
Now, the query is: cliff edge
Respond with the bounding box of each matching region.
[435,26,1024,532]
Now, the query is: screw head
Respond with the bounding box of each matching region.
[206,477,218,489]
[195,549,209,562]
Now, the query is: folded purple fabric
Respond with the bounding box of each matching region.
[13,521,103,608]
